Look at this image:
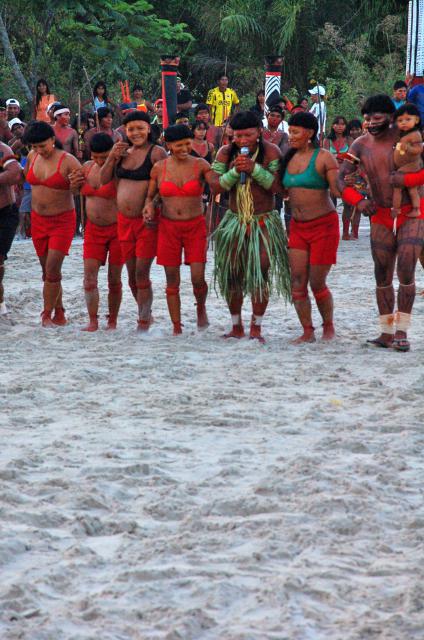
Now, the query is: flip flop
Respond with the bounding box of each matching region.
[366,338,392,348]
[392,337,410,352]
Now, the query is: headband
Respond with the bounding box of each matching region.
[54,108,70,118]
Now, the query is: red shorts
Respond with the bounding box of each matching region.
[117,212,157,262]
[289,211,339,265]
[83,219,124,266]
[157,215,207,267]
[372,199,424,231]
[31,209,76,257]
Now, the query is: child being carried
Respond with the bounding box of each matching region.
[393,103,423,220]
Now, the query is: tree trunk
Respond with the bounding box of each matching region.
[0,12,32,102]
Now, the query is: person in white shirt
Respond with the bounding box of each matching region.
[309,85,327,140]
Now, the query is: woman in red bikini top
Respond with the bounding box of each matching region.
[144,124,212,223]
[22,121,81,327]
[143,124,215,336]
[24,122,80,217]
[72,134,118,226]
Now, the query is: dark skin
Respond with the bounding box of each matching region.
[338,112,424,348]
[144,140,214,332]
[0,142,22,308]
[283,125,341,343]
[209,127,282,341]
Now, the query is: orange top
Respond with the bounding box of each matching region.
[35,95,56,122]
[27,152,69,190]
[159,159,203,198]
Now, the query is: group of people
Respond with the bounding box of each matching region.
[1,71,424,351]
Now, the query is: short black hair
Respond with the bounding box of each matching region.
[164,124,193,142]
[347,119,362,135]
[132,84,143,92]
[90,132,114,153]
[123,111,150,126]
[288,111,319,145]
[195,103,209,115]
[394,102,422,128]
[97,107,112,121]
[23,120,55,144]
[393,80,407,90]
[361,94,395,116]
[268,105,284,118]
[230,110,261,130]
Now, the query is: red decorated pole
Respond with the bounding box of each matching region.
[161,55,180,129]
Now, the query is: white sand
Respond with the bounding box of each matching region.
[1,221,424,640]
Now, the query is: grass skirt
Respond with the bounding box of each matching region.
[213,209,291,302]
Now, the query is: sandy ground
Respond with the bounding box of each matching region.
[1,219,424,640]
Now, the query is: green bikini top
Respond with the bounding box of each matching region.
[283,148,329,190]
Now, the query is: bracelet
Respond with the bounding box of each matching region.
[252,163,274,190]
[219,166,240,190]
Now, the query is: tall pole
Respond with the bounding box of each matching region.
[407,0,424,86]
[264,56,283,115]
[161,55,179,130]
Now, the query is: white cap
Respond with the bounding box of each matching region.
[6,98,20,107]
[309,85,326,96]
[8,117,24,129]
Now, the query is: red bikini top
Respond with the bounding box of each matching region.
[26,152,70,190]
[159,158,203,198]
[80,163,117,199]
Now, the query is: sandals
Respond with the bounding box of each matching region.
[392,337,410,352]
[366,338,392,349]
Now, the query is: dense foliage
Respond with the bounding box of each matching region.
[0,0,409,120]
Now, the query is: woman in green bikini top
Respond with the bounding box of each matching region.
[324,116,351,160]
[280,111,341,345]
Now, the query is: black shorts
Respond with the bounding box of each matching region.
[0,204,19,260]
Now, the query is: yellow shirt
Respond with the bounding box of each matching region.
[206,87,240,126]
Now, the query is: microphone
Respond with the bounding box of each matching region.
[239,146,249,185]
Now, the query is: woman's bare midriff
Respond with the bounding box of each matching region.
[288,187,335,221]
[31,186,74,216]
[161,196,204,221]
[116,179,148,218]
[86,197,117,226]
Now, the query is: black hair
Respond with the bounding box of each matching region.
[53,105,70,119]
[71,111,93,131]
[394,102,422,133]
[23,120,55,144]
[35,78,51,107]
[327,115,348,140]
[280,112,319,178]
[347,119,362,135]
[230,110,261,131]
[122,111,150,126]
[192,120,208,133]
[218,74,228,81]
[361,94,395,116]
[164,124,193,142]
[132,84,143,93]
[93,81,108,103]
[268,105,284,118]
[174,111,190,124]
[393,80,407,90]
[255,89,265,109]
[195,103,209,115]
[97,106,112,121]
[227,111,265,165]
[90,132,114,153]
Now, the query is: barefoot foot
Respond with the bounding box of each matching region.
[173,321,183,335]
[322,322,336,340]
[223,324,245,339]
[137,314,154,332]
[41,310,55,328]
[52,307,67,326]
[81,317,98,332]
[196,305,209,329]
[249,322,265,344]
[291,326,316,344]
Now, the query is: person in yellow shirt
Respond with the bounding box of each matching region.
[206,75,240,126]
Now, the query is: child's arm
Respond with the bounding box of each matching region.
[396,130,423,157]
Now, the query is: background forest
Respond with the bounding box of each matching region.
[0,0,409,121]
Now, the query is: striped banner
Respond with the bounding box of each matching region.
[264,56,283,115]
[407,0,424,78]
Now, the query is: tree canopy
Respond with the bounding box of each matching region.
[0,0,409,120]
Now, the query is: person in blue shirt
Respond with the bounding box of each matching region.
[392,81,407,110]
[407,81,424,124]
